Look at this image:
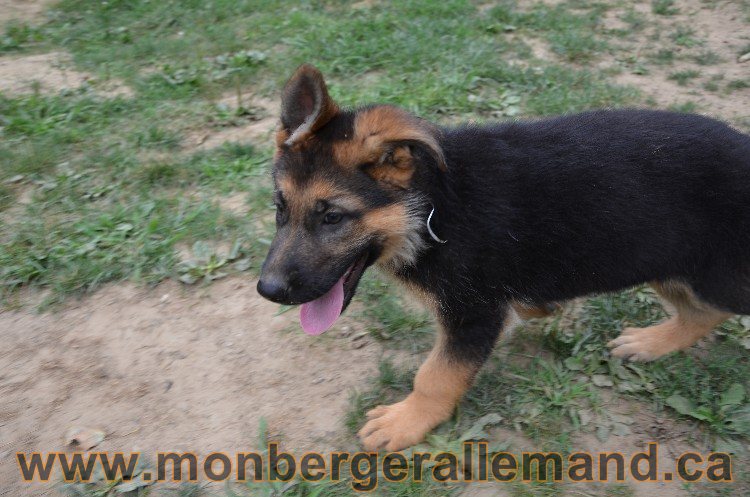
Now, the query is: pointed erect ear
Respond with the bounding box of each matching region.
[279,64,338,146]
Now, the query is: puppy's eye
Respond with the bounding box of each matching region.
[323,212,342,225]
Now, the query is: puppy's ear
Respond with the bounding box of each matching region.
[331,106,446,189]
[279,64,338,146]
[363,145,415,190]
[365,139,446,190]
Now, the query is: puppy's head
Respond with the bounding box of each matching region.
[257,64,446,334]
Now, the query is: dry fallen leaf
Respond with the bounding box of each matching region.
[65,427,105,450]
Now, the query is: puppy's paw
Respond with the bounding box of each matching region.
[358,397,442,451]
[607,326,675,362]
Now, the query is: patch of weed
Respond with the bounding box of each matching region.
[0,183,13,211]
[686,465,750,496]
[177,240,252,285]
[668,69,701,86]
[652,0,679,16]
[1,197,234,301]
[621,9,646,32]
[133,125,182,150]
[670,25,701,48]
[648,48,675,65]
[503,3,608,63]
[669,101,699,113]
[534,289,750,444]
[346,359,414,434]
[357,273,434,353]
[692,49,722,66]
[604,485,636,497]
[703,80,720,92]
[137,162,182,187]
[187,146,271,194]
[727,79,750,92]
[0,20,42,52]
[519,66,637,115]
[547,30,606,63]
[57,455,154,496]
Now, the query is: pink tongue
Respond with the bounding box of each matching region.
[299,275,345,335]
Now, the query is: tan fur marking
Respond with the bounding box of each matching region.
[277,175,345,215]
[361,203,410,263]
[358,327,475,451]
[333,106,445,187]
[306,178,339,202]
[276,175,296,200]
[272,124,288,161]
[608,280,731,361]
[275,128,289,148]
[365,146,415,189]
[512,301,559,320]
[652,280,716,314]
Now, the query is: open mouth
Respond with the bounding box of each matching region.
[299,251,371,336]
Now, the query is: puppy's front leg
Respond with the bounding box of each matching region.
[358,305,507,451]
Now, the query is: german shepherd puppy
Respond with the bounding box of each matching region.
[257,64,750,451]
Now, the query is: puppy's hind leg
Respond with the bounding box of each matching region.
[608,281,730,361]
[511,301,561,321]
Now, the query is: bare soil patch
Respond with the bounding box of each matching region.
[216,191,251,217]
[611,0,750,125]
[0,0,55,24]
[186,93,279,151]
[0,277,382,495]
[0,51,132,97]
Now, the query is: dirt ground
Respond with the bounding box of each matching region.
[0,279,384,495]
[0,1,748,496]
[186,93,280,152]
[608,0,750,124]
[0,51,132,97]
[0,1,130,97]
[0,0,56,24]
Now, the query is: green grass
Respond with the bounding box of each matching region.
[356,274,435,353]
[0,20,42,52]
[648,48,675,65]
[356,285,748,448]
[692,49,722,66]
[528,290,750,443]
[668,101,700,113]
[488,2,609,63]
[652,0,679,16]
[467,355,600,441]
[670,25,702,48]
[620,9,647,32]
[727,79,750,92]
[348,289,750,492]
[668,69,701,86]
[0,183,13,211]
[0,0,639,305]
[703,74,724,92]
[2,1,750,495]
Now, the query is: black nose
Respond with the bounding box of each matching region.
[257,275,290,303]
